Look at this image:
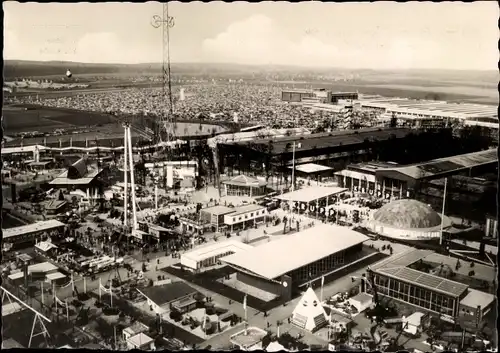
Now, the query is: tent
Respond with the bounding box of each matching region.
[266,341,288,352]
[291,287,328,332]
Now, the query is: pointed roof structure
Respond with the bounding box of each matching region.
[223,174,267,187]
[266,341,288,352]
[291,287,328,332]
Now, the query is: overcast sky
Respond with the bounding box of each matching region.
[4,1,498,70]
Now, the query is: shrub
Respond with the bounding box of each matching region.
[206,307,215,315]
[215,307,228,315]
[468,270,475,277]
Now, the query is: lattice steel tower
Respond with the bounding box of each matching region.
[152,2,175,146]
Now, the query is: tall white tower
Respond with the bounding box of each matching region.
[179,88,185,101]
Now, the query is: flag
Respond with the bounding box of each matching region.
[243,294,247,311]
[321,276,325,287]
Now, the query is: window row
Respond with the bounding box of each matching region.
[290,252,345,283]
[375,275,456,315]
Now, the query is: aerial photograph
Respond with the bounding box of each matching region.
[1,1,498,351]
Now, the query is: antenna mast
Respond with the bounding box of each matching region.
[152,3,176,148]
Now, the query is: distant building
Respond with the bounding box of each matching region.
[330,92,358,104]
[281,89,314,103]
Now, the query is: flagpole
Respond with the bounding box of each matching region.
[291,141,296,192]
[110,280,113,308]
[71,273,75,293]
[54,284,58,313]
[320,276,325,303]
[65,299,69,321]
[243,294,248,335]
[99,278,102,301]
[439,177,448,246]
[84,277,87,293]
[41,282,44,306]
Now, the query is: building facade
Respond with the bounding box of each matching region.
[373,273,462,318]
[223,175,267,197]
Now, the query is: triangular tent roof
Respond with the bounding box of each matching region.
[291,287,328,332]
[266,341,288,352]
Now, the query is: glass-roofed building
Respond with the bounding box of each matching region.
[370,249,496,323]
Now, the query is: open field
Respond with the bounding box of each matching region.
[2,104,118,134]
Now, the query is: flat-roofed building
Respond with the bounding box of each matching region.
[230,326,268,351]
[3,219,65,245]
[288,163,334,184]
[137,281,201,315]
[281,89,314,103]
[199,205,236,232]
[222,224,369,301]
[276,186,347,217]
[181,239,253,271]
[223,204,268,231]
[370,248,496,323]
[127,332,155,350]
[123,322,149,341]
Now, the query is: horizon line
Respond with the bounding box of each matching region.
[3,59,496,72]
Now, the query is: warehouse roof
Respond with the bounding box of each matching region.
[229,204,267,216]
[375,266,468,298]
[289,163,333,174]
[201,205,235,215]
[238,127,414,155]
[222,224,368,279]
[3,219,65,239]
[182,239,253,264]
[376,149,497,181]
[277,186,348,203]
[459,288,495,309]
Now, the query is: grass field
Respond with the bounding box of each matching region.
[2,104,118,134]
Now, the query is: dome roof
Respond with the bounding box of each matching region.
[373,199,442,229]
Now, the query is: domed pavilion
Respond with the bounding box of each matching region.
[367,199,452,241]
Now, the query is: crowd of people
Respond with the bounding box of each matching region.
[6,82,378,131]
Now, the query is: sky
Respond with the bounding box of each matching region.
[3,1,498,70]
